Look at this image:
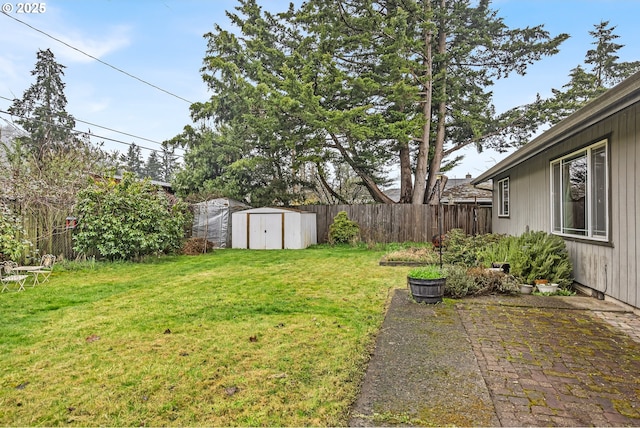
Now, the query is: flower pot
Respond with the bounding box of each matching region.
[407,276,445,304]
[536,283,559,293]
[520,284,534,294]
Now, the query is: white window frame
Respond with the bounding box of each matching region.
[497,177,509,217]
[550,139,608,241]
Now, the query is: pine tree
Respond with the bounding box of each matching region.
[120,143,144,177]
[546,21,640,125]
[8,49,78,164]
[188,0,568,204]
[586,21,625,87]
[144,150,163,181]
[160,144,178,182]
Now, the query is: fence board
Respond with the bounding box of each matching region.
[298,204,492,244]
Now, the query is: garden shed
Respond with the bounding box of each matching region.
[232,207,317,249]
[191,198,250,248]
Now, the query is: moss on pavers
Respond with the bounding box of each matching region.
[458,299,640,426]
[350,290,640,427]
[349,289,498,427]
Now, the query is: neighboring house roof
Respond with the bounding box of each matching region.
[441,175,492,204]
[385,174,492,204]
[471,70,640,184]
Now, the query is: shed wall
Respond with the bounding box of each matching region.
[492,103,640,308]
[191,199,248,248]
[231,209,316,249]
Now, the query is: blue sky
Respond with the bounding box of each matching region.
[1,0,639,180]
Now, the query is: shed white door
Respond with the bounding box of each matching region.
[248,213,283,249]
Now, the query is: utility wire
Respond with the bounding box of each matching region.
[0,109,183,159]
[0,94,182,150]
[1,11,195,105]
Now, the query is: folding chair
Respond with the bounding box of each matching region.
[31,254,56,285]
[0,262,29,292]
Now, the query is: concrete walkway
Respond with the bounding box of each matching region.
[349,290,640,427]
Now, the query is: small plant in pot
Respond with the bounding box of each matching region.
[407,265,446,304]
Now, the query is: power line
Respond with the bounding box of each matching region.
[0,94,182,150]
[0,109,183,160]
[1,11,195,105]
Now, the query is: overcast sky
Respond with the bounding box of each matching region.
[1,0,639,180]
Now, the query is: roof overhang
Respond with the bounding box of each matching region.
[471,71,640,185]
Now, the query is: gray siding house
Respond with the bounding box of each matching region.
[472,71,640,310]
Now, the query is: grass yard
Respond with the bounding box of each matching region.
[0,247,405,426]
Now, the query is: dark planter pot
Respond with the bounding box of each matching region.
[407,276,446,304]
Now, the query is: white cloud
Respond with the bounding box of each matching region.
[50,25,132,64]
[84,100,110,113]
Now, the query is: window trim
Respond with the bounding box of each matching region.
[549,139,609,241]
[497,177,509,218]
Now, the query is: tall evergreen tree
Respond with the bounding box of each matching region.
[186,0,567,204]
[120,143,144,177]
[8,49,78,164]
[160,143,179,182]
[546,21,640,125]
[144,150,163,181]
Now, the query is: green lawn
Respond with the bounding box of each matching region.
[0,247,405,426]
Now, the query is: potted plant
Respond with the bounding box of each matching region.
[520,284,534,294]
[407,265,446,303]
[535,281,559,293]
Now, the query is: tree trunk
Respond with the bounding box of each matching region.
[426,1,448,205]
[411,1,434,205]
[329,133,395,204]
[398,142,413,203]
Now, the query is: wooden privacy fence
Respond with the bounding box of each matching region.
[1,202,77,263]
[298,204,492,244]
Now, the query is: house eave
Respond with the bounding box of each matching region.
[471,71,640,185]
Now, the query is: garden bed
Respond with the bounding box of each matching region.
[379,246,438,266]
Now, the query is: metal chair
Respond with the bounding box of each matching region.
[0,262,29,292]
[31,254,56,285]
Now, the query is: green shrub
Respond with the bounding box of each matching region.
[444,265,476,298]
[477,234,519,267]
[328,211,360,245]
[480,230,573,287]
[441,229,474,265]
[467,267,520,295]
[513,231,572,287]
[0,202,32,262]
[73,173,192,261]
[442,229,503,266]
[444,266,520,298]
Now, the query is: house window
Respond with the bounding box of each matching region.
[498,178,509,217]
[551,140,608,240]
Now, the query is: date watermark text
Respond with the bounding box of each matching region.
[2,3,46,13]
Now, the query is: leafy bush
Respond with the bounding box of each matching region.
[444,265,520,298]
[442,229,503,266]
[444,265,476,298]
[73,173,191,261]
[328,211,360,245]
[0,202,32,262]
[479,230,573,287]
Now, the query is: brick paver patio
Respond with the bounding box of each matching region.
[458,303,640,426]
